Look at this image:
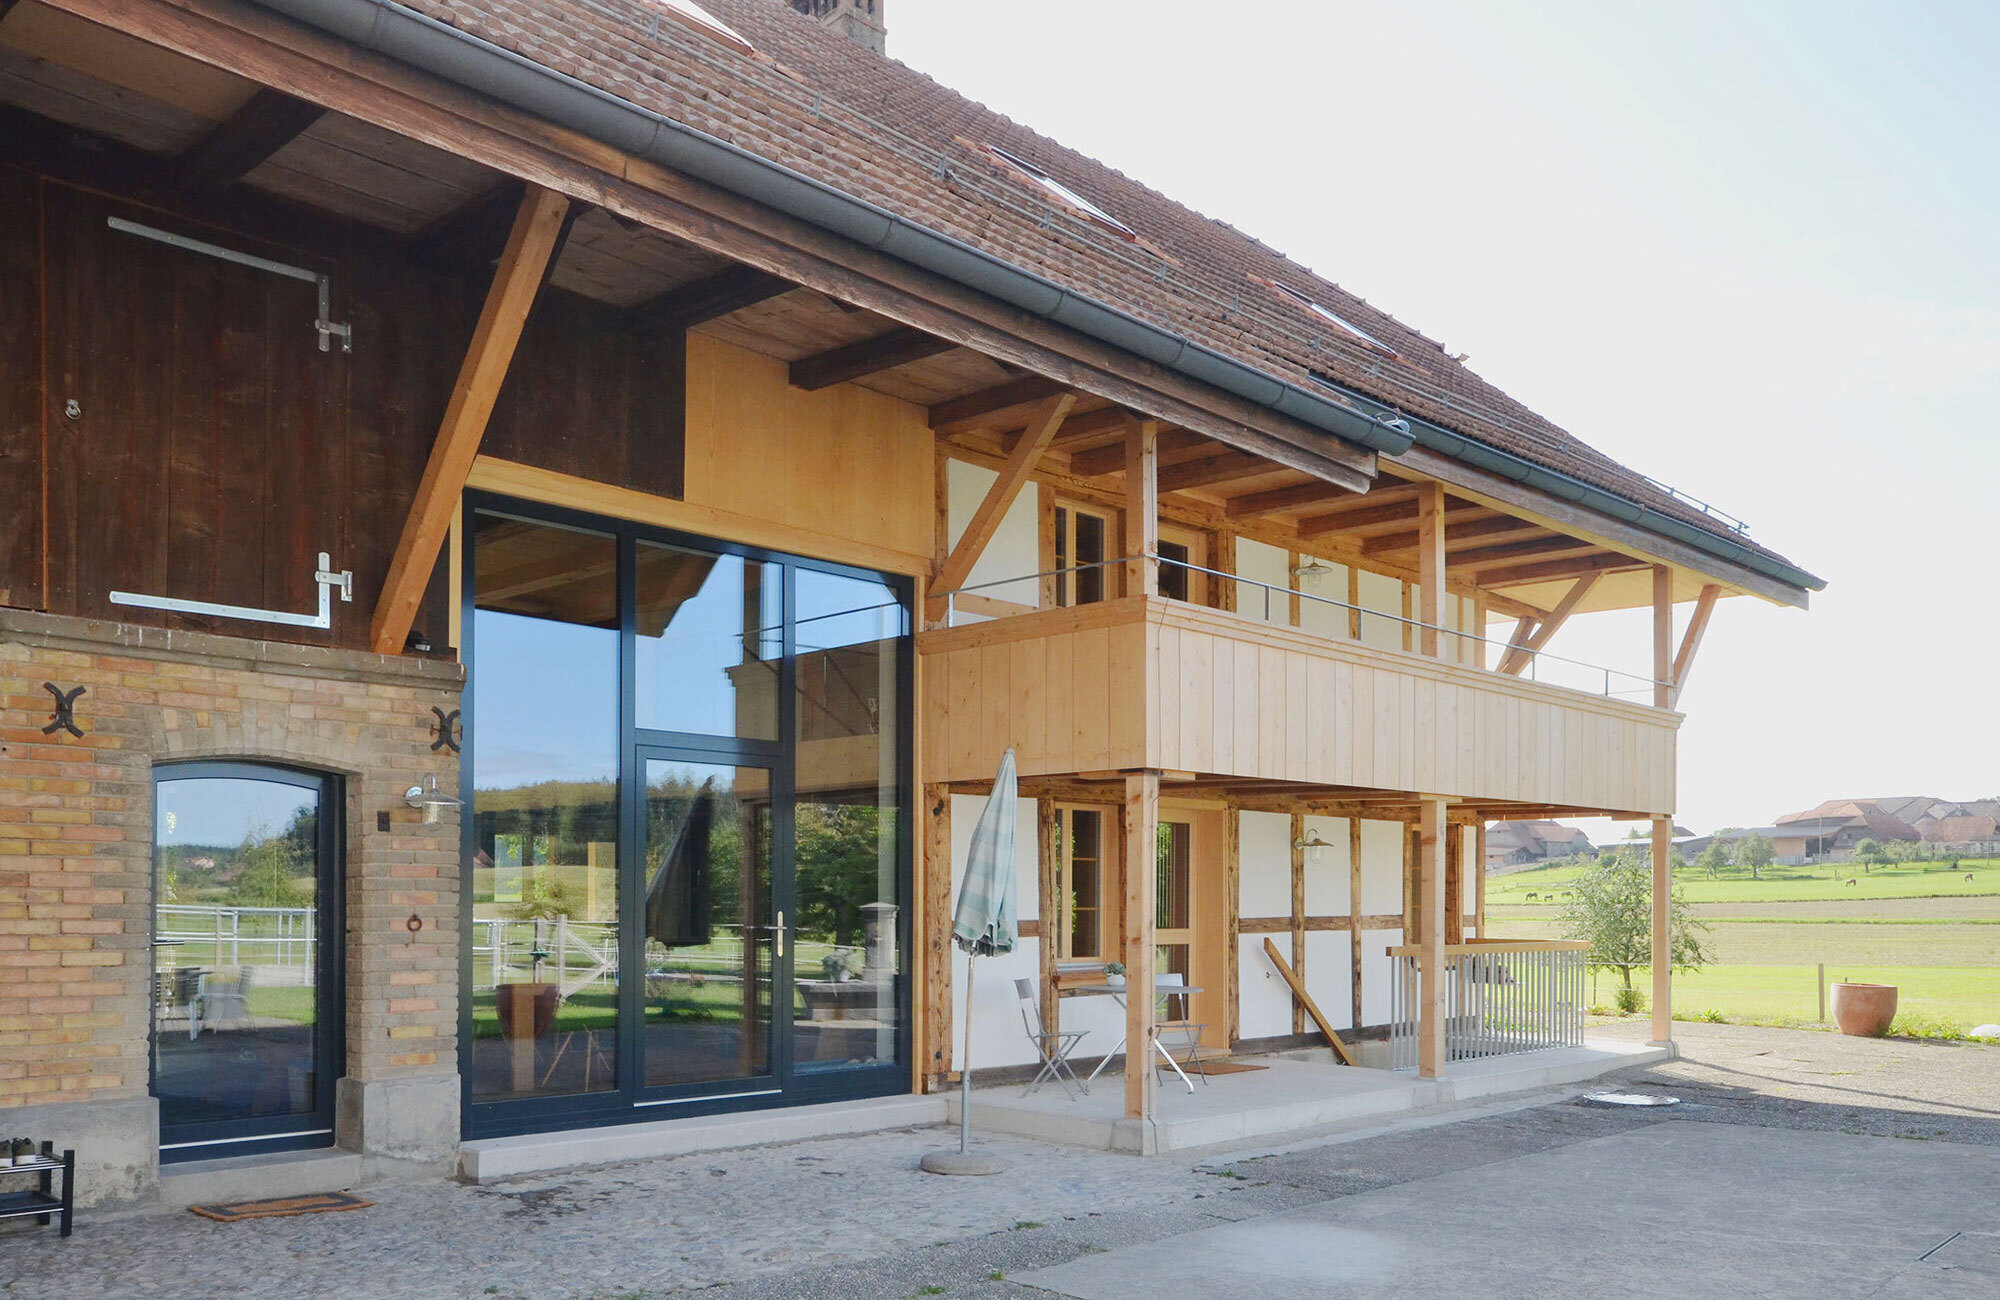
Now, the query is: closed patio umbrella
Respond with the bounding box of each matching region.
[921,747,1018,1176]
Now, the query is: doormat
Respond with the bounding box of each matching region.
[189,1192,373,1223]
[1197,1060,1269,1075]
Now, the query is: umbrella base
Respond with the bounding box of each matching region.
[920,1150,1009,1176]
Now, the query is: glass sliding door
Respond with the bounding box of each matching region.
[463,496,913,1137]
[152,764,340,1159]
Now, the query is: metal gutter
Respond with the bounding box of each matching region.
[250,0,1819,597]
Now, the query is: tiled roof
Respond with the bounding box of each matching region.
[401,0,1808,577]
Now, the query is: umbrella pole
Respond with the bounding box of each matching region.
[959,954,975,1153]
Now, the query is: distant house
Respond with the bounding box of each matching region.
[1910,800,2000,846]
[1679,825,1822,867]
[1486,821,1594,868]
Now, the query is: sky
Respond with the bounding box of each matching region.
[888,0,2000,834]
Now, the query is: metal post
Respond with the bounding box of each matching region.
[1817,962,1826,1023]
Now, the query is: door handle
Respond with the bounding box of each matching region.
[774,910,785,960]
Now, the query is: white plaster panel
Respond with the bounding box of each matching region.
[1235,538,1291,625]
[1297,562,1350,639]
[1236,932,1295,1040]
[1359,818,1406,914]
[1304,931,1354,1030]
[946,458,1040,609]
[947,793,1045,1071]
[1237,811,1293,918]
[1361,927,1403,1027]
[1301,815,1351,915]
[1357,569,1404,650]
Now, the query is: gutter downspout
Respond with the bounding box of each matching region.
[251,0,1820,597]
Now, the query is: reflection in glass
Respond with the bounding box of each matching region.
[1062,809,1104,960]
[1156,821,1190,930]
[792,569,906,1070]
[470,512,620,1102]
[643,761,773,1087]
[153,776,323,1133]
[636,543,781,739]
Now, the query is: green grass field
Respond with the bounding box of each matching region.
[1486,856,2000,1038]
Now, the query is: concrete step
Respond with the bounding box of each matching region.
[457,1093,947,1183]
[157,1147,363,1208]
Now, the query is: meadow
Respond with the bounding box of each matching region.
[1484,857,2000,1037]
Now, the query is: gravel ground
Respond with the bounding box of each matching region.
[5,1023,1993,1299]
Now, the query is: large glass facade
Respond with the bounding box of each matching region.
[463,498,913,1135]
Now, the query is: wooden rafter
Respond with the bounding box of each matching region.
[1157,449,1271,494]
[1480,551,1648,588]
[789,325,957,390]
[928,374,1069,432]
[1452,536,1606,571]
[627,264,794,334]
[370,184,571,654]
[1047,406,1137,446]
[1225,480,1354,517]
[406,180,527,276]
[1496,572,1600,675]
[1670,583,1722,707]
[1362,513,1543,556]
[926,393,1076,618]
[171,88,323,194]
[1067,428,1204,478]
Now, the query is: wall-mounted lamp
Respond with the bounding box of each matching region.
[1291,558,1336,588]
[404,772,464,825]
[1292,830,1334,862]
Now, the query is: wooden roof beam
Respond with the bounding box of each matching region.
[1670,583,1722,708]
[1496,573,1601,674]
[628,264,795,334]
[1362,514,1545,557]
[171,88,325,194]
[407,180,528,277]
[372,185,571,655]
[1481,552,1649,588]
[1453,537,1608,572]
[1158,449,1275,494]
[1067,428,1205,477]
[790,325,959,390]
[929,375,1070,433]
[1226,480,1358,518]
[1294,484,1424,537]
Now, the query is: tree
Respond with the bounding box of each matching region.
[1696,841,1732,880]
[225,822,313,909]
[1737,833,1774,879]
[1853,838,1889,874]
[1558,847,1711,1012]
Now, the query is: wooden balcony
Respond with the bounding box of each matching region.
[919,596,1679,815]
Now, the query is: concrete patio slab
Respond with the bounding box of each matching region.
[950,1038,1669,1153]
[1014,1120,2000,1299]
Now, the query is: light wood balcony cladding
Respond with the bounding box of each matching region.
[919,597,1679,815]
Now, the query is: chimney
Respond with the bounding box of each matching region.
[790,0,886,54]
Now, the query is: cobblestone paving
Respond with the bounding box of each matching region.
[7,1025,1994,1299]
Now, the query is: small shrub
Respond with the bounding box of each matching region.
[1613,986,1643,1014]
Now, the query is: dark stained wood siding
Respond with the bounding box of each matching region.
[0,165,40,610]
[10,171,684,652]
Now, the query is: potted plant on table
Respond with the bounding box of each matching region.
[1103,961,1126,989]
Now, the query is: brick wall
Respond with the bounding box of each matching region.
[0,611,462,1131]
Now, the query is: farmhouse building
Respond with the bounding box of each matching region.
[0,0,1821,1200]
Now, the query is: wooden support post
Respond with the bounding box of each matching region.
[1123,421,1160,598]
[1223,804,1241,1046]
[1290,813,1307,1036]
[1474,822,1488,938]
[1123,772,1160,1121]
[1498,573,1601,676]
[928,393,1076,620]
[1418,482,1446,657]
[371,184,570,653]
[1670,583,1721,707]
[1653,565,1675,710]
[1471,593,1489,670]
[1347,567,1362,640]
[922,784,953,1090]
[1445,824,1465,944]
[1650,814,1673,1044]
[1418,798,1448,1078]
[1349,817,1364,1029]
[1037,797,1060,1039]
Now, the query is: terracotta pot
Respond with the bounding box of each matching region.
[496,982,559,1040]
[1829,982,1898,1037]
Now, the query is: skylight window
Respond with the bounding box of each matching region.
[976,142,1138,241]
[648,0,757,56]
[1254,276,1398,359]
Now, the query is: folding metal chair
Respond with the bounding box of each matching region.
[1153,973,1210,1086]
[1015,978,1089,1098]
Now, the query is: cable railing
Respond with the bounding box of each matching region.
[937,556,1669,703]
[1386,940,1589,1069]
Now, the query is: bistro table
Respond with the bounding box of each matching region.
[1065,981,1205,1094]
